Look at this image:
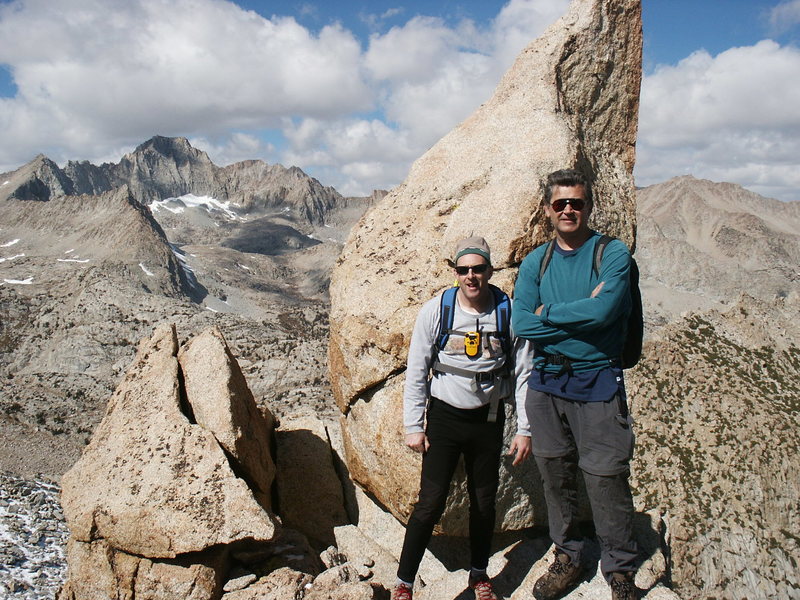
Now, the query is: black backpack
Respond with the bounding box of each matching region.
[539,235,643,369]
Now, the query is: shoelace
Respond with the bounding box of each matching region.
[472,580,498,600]
[549,557,571,574]
[392,585,412,600]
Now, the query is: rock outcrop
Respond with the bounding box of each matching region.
[59,324,279,598]
[626,294,800,599]
[329,0,642,532]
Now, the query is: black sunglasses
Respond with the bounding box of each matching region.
[550,197,587,212]
[454,263,490,275]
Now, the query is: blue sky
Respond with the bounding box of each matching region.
[1,0,799,200]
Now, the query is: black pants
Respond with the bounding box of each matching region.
[397,397,505,583]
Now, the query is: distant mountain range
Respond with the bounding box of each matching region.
[0,137,376,479]
[635,174,800,326]
[0,135,351,226]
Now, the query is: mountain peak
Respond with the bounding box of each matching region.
[131,135,212,165]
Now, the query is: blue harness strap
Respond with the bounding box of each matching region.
[435,284,510,351]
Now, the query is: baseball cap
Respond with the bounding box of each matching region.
[451,236,491,265]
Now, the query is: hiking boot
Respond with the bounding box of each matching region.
[391,582,413,600]
[532,550,582,600]
[610,571,638,600]
[468,572,500,600]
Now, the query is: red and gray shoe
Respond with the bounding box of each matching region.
[391,582,413,600]
[468,572,500,600]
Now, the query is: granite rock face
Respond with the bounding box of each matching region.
[329,0,642,532]
[178,327,277,508]
[59,324,279,599]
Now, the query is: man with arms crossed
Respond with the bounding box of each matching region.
[392,237,532,600]
[512,169,638,600]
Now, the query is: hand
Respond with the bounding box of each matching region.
[405,432,430,453]
[507,435,532,466]
[590,281,605,297]
[534,305,544,316]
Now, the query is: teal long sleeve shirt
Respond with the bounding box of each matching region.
[512,231,632,373]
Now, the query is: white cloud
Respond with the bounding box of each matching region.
[16,0,793,203]
[299,0,568,194]
[0,0,570,193]
[636,41,800,201]
[190,133,275,167]
[769,0,800,34]
[0,0,370,167]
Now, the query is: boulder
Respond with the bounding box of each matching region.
[330,0,642,531]
[59,324,279,599]
[221,567,313,600]
[58,538,225,600]
[304,564,376,599]
[178,326,276,508]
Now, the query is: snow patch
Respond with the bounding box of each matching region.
[150,194,243,221]
[139,263,154,276]
[0,253,24,263]
[2,180,9,185]
[64,249,74,254]
[0,473,68,597]
[57,258,90,263]
[237,263,251,271]
[170,244,198,289]
[2,277,33,284]
[206,306,219,313]
[1,238,20,248]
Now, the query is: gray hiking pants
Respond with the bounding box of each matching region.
[526,388,638,581]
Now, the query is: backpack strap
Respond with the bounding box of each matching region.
[593,234,615,277]
[538,239,557,279]
[435,286,459,350]
[490,284,511,356]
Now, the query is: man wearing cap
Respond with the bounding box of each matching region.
[392,236,533,600]
[512,169,638,600]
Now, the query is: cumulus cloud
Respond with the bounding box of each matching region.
[10,0,796,203]
[190,132,276,167]
[769,0,800,34]
[636,40,800,201]
[0,0,370,167]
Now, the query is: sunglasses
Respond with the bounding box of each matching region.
[550,197,587,212]
[454,263,490,275]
